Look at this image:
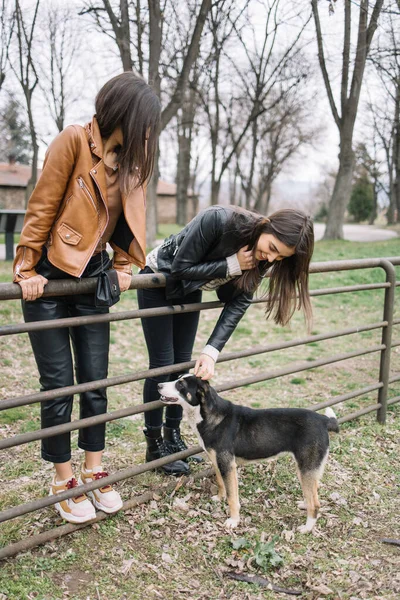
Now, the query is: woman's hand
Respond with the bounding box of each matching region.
[237,245,256,271]
[116,271,132,292]
[194,353,215,381]
[18,274,49,301]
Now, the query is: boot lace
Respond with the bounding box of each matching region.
[165,430,188,453]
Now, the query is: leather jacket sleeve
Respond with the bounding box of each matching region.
[206,287,253,352]
[13,126,80,282]
[170,209,228,281]
[112,250,133,274]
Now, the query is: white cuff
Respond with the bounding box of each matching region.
[226,253,242,277]
[201,345,220,362]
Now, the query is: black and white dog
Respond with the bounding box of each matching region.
[159,375,339,533]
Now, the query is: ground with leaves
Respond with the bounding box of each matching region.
[0,233,399,599]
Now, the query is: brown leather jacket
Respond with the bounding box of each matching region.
[13,117,146,282]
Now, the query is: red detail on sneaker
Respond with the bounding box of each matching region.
[94,471,109,480]
[66,477,85,500]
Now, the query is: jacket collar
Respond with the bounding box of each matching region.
[85,116,103,159]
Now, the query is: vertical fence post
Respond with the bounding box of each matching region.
[377,260,396,424]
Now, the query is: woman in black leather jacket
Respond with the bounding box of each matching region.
[138,205,314,475]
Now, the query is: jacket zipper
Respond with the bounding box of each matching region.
[76,173,109,278]
[78,177,97,212]
[15,247,27,279]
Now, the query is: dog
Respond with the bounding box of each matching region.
[158,375,339,533]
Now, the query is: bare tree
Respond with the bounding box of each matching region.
[312,0,385,239]
[9,0,40,203]
[0,0,14,91]
[38,4,80,132]
[236,92,318,215]
[368,0,400,223]
[81,0,212,245]
[197,0,310,205]
[80,0,134,71]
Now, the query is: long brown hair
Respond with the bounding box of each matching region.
[228,207,314,329]
[95,72,161,193]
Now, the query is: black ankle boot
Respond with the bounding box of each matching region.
[143,428,190,476]
[163,426,204,464]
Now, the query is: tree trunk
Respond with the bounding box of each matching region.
[176,88,195,226]
[211,179,221,205]
[394,83,400,222]
[369,176,378,225]
[324,139,355,239]
[25,99,38,206]
[176,129,191,225]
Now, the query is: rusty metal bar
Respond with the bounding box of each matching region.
[338,403,382,424]
[0,323,386,411]
[308,382,383,411]
[0,466,213,561]
[389,374,400,384]
[0,343,385,450]
[1,256,399,302]
[0,282,393,337]
[215,344,385,393]
[0,301,223,337]
[387,396,400,406]
[391,339,400,347]
[376,260,396,423]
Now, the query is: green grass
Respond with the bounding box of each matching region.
[0,235,399,599]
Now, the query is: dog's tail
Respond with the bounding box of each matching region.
[325,407,339,433]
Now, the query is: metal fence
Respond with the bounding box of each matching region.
[0,256,399,560]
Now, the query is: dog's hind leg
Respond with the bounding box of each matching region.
[207,449,226,502]
[297,471,320,533]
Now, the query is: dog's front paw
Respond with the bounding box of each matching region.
[224,517,240,530]
[211,494,225,503]
[297,519,316,534]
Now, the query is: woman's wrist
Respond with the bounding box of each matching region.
[201,345,219,362]
[226,253,242,277]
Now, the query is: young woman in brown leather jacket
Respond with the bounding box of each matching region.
[138,206,314,476]
[13,72,160,523]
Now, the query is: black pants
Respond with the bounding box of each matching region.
[137,267,202,429]
[23,250,110,463]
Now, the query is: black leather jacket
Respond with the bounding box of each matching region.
[156,206,254,352]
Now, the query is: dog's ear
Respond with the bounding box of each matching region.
[195,378,210,403]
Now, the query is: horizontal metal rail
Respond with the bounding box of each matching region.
[0,282,395,337]
[0,343,385,451]
[0,321,387,411]
[338,403,382,424]
[1,256,399,302]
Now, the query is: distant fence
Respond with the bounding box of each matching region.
[0,256,399,560]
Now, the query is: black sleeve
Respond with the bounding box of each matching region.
[170,209,228,281]
[206,289,253,352]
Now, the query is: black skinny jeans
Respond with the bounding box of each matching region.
[137,267,202,429]
[22,250,110,463]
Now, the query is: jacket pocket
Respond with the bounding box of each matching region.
[57,222,82,245]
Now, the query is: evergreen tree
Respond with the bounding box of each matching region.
[0,99,32,164]
[348,175,374,222]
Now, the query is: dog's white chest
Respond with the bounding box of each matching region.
[184,405,205,450]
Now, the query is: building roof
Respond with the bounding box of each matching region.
[0,163,35,188]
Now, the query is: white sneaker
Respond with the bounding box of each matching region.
[78,464,123,514]
[49,476,96,524]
